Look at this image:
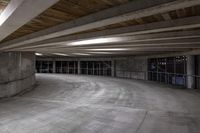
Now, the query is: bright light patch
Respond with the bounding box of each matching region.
[88,48,129,51]
[68,37,123,46]
[0,0,16,26]
[35,53,43,56]
[0,11,7,26]
[53,53,69,56]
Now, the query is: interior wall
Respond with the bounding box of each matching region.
[115,56,148,80]
[36,56,148,80]
[0,52,35,97]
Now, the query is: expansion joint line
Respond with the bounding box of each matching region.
[134,111,148,133]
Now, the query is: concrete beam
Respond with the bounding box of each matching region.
[65,38,200,47]
[27,46,189,53]
[7,16,200,51]
[0,0,59,42]
[187,55,195,89]
[0,0,200,50]
[21,38,200,52]
[34,50,182,57]
[24,44,200,52]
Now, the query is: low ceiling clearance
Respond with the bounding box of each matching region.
[0,0,200,57]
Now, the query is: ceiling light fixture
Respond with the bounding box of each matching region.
[35,53,43,56]
[53,53,69,56]
[68,37,124,46]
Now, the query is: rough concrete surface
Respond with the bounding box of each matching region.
[0,52,35,97]
[115,57,147,80]
[0,73,200,133]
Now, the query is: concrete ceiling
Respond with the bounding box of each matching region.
[0,0,200,57]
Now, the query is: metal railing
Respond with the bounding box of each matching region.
[36,68,200,89]
[115,70,200,88]
[148,71,186,87]
[36,68,112,76]
[148,71,200,88]
[55,67,78,74]
[36,68,54,73]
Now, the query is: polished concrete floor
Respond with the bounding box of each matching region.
[0,74,200,133]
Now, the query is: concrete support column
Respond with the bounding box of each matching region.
[187,55,195,89]
[111,60,116,77]
[53,61,56,73]
[78,61,81,75]
[0,52,35,97]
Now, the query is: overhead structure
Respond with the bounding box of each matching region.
[0,0,59,42]
[0,0,200,56]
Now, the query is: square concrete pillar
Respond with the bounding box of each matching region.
[78,61,81,74]
[0,52,35,97]
[111,60,116,77]
[187,55,195,89]
[53,61,56,73]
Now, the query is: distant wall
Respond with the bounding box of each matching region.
[36,56,148,80]
[0,52,35,97]
[115,56,147,80]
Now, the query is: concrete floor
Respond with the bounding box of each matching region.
[0,74,200,133]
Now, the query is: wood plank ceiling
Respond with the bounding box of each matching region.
[2,0,132,42]
[0,0,10,15]
[1,0,200,49]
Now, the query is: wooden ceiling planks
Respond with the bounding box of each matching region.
[0,0,10,14]
[2,0,131,42]
[2,0,200,42]
[0,0,10,6]
[74,5,200,35]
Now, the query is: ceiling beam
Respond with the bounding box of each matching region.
[8,17,200,50]
[19,41,197,53]
[32,47,188,53]
[0,0,59,42]
[1,0,200,50]
[35,51,172,57]
[17,37,200,51]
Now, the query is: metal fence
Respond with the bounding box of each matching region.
[36,68,200,89]
[113,70,200,88]
[36,68,54,73]
[55,67,78,74]
[36,68,112,76]
[148,71,200,88]
[148,71,186,87]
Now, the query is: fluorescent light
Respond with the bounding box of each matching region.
[68,37,124,46]
[88,48,128,51]
[35,53,43,56]
[72,53,90,56]
[53,53,69,56]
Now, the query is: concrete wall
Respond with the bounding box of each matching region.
[115,56,147,80]
[36,56,148,80]
[0,52,35,97]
